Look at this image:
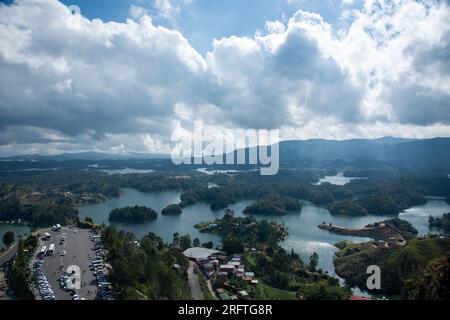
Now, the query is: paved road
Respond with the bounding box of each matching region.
[35,227,97,300]
[0,243,18,268]
[187,261,203,300]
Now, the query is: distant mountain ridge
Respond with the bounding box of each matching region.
[277,137,450,169]
[0,151,170,161]
[1,137,450,172]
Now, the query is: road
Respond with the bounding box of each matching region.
[0,242,18,268]
[187,261,203,300]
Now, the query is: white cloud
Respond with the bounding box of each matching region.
[129,5,149,20]
[0,0,449,156]
[153,0,180,20]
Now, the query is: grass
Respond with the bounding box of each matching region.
[198,273,215,300]
[253,282,297,300]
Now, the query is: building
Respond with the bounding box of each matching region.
[219,264,236,274]
[183,247,222,261]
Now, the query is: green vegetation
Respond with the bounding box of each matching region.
[308,252,319,272]
[109,206,158,223]
[198,273,214,300]
[180,187,237,211]
[328,189,426,217]
[405,253,450,300]
[0,198,78,227]
[241,250,349,300]
[172,233,192,251]
[328,200,368,216]
[382,218,418,239]
[243,195,302,216]
[196,209,287,247]
[334,237,449,295]
[334,240,353,250]
[252,282,297,300]
[10,234,38,299]
[161,204,183,216]
[102,226,191,300]
[196,209,348,299]
[77,216,100,230]
[298,279,351,300]
[429,213,450,233]
[2,230,15,247]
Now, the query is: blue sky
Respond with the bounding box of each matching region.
[55,0,360,54]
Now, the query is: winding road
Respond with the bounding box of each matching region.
[0,242,18,268]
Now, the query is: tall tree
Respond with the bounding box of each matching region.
[309,252,319,272]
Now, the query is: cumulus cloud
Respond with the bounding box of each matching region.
[0,0,208,153]
[0,0,449,156]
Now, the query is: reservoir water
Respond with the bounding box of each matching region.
[78,188,450,279]
[316,172,367,186]
[78,188,222,245]
[0,224,31,246]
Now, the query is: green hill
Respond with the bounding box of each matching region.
[334,238,449,296]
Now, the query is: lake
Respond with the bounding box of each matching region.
[316,172,367,186]
[399,198,450,235]
[0,224,31,246]
[79,188,222,245]
[98,168,155,175]
[78,188,450,279]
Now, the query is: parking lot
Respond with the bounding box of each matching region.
[33,227,101,300]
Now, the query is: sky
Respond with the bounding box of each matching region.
[0,0,449,156]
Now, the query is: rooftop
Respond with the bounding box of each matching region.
[183,247,221,260]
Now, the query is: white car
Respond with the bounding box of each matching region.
[61,250,67,256]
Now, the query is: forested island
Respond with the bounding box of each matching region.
[161,204,183,215]
[327,192,426,217]
[109,206,158,223]
[243,194,302,216]
[195,209,288,245]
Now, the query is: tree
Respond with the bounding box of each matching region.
[300,280,350,300]
[309,252,319,272]
[172,233,180,247]
[193,238,201,247]
[85,216,94,224]
[179,235,192,251]
[257,220,273,243]
[3,231,15,247]
[162,204,182,216]
[222,236,244,254]
[202,241,214,249]
[223,209,235,223]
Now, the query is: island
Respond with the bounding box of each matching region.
[243,195,302,216]
[109,206,158,223]
[161,204,183,215]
